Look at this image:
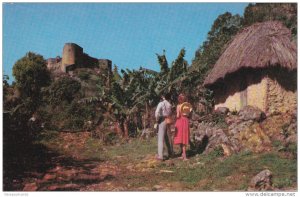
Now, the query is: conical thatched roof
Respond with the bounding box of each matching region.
[204,21,297,87]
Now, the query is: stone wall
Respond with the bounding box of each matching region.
[266,70,297,114]
[47,57,62,73]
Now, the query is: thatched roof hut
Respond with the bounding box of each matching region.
[203,21,297,114]
[204,21,297,87]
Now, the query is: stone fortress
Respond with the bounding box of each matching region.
[47,43,112,76]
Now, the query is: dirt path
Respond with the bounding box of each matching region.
[22,152,185,191]
[16,132,187,191]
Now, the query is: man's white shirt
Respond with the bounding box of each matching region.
[155,100,172,120]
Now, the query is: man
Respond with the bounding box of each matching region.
[155,93,173,160]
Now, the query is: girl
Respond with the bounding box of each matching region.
[173,93,191,160]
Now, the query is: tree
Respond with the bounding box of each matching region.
[108,67,159,137]
[156,50,169,74]
[12,52,50,99]
[112,64,122,82]
[4,52,50,147]
[8,52,50,118]
[192,12,242,74]
[3,75,10,96]
[155,48,190,102]
[243,3,297,38]
[45,77,81,105]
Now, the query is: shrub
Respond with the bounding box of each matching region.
[285,143,297,159]
[46,77,81,105]
[78,71,90,81]
[212,113,228,129]
[209,145,224,158]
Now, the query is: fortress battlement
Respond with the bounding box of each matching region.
[47,43,112,74]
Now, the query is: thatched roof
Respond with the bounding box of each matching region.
[204,21,297,87]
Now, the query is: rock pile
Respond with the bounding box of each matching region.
[190,121,239,155]
[190,105,296,155]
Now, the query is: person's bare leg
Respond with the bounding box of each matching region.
[182,145,187,160]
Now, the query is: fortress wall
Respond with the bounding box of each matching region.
[61,43,83,72]
[47,57,62,73]
[47,43,112,76]
[99,59,112,72]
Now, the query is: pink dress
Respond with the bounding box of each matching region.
[174,105,190,145]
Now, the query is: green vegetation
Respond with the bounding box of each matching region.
[45,77,81,105]
[192,12,242,72]
[78,70,90,81]
[243,3,297,37]
[4,52,51,145]
[12,52,51,98]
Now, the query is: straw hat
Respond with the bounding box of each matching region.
[180,102,192,116]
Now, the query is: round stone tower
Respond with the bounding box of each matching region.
[61,43,83,72]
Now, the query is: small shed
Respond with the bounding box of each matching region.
[204,21,297,114]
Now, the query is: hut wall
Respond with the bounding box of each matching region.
[215,91,241,111]
[246,76,268,112]
[213,68,297,114]
[214,74,268,112]
[266,73,297,114]
[214,75,242,111]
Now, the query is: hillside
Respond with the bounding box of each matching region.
[4,104,297,191]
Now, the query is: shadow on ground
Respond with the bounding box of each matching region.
[3,142,107,191]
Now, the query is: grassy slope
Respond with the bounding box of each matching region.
[39,131,297,191]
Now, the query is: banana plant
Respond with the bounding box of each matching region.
[80,48,214,139]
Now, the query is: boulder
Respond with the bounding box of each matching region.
[238,106,266,122]
[237,123,272,153]
[225,115,240,125]
[221,143,232,157]
[249,169,272,190]
[191,121,240,155]
[215,107,229,115]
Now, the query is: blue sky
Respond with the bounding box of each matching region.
[3,3,248,83]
